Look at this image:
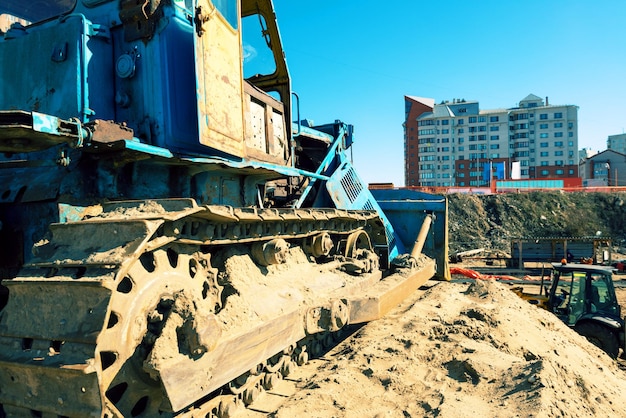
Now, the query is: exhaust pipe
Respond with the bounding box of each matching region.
[410,214,434,259]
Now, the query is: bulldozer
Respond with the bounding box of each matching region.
[0,0,448,416]
[514,262,625,358]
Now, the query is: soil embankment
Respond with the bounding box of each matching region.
[447,192,626,255]
[269,191,626,417]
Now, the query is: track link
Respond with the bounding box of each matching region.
[0,199,434,417]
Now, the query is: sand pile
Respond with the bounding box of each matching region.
[272,280,626,417]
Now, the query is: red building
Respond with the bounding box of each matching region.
[403,96,434,186]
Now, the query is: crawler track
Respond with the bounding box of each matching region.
[234,281,441,417]
[0,199,435,417]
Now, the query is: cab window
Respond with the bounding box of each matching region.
[214,0,238,29]
[242,13,276,79]
[589,273,618,315]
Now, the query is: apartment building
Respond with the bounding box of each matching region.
[403,94,579,187]
[607,133,626,155]
[580,149,626,187]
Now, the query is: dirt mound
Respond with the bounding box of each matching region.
[448,192,626,254]
[273,280,626,417]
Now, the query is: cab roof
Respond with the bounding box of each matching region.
[551,262,614,274]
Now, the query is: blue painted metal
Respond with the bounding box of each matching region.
[0,0,445,274]
[291,122,334,144]
[0,13,111,123]
[294,122,350,208]
[325,153,405,263]
[183,154,331,181]
[370,188,450,280]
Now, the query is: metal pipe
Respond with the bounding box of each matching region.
[410,214,434,259]
[291,92,301,168]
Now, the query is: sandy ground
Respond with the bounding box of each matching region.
[269,271,626,417]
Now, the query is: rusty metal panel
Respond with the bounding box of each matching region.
[269,107,286,158]
[194,0,245,157]
[247,98,267,152]
[0,359,102,416]
[243,81,288,164]
[0,280,111,342]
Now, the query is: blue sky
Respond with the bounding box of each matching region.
[272,1,626,186]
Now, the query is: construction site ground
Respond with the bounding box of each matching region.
[250,192,626,417]
[245,256,626,417]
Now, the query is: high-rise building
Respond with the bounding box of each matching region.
[403,94,579,187]
[607,133,626,155]
[403,96,434,186]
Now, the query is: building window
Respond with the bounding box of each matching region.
[490,135,499,140]
[442,119,449,125]
[490,144,499,149]
[541,161,549,166]
[540,133,549,138]
[539,123,548,129]
[568,132,573,137]
[540,151,549,157]
[555,150,564,156]
[554,122,563,128]
[541,170,550,176]
[419,129,436,135]
[469,116,477,123]
[478,116,486,123]
[554,112,563,118]
[556,169,564,175]
[457,119,464,125]
[540,114,548,120]
[490,116,499,122]
[555,141,563,147]
[490,126,499,132]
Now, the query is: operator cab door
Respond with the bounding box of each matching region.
[194,0,245,157]
[550,270,586,325]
